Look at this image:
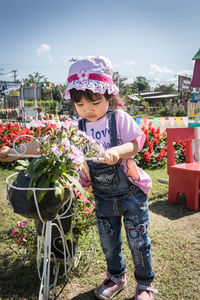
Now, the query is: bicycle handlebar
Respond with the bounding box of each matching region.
[7,153,105,161]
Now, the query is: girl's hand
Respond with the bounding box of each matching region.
[0,146,18,162]
[101,140,138,165]
[103,149,119,165]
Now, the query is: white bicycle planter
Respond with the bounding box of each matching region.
[6,135,97,300]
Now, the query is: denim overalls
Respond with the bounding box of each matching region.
[79,110,154,284]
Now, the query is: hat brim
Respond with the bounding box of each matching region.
[65,79,119,99]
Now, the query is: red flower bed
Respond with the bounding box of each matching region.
[0,122,33,150]
[0,120,187,171]
[135,122,186,169]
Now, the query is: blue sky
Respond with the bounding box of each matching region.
[0,0,199,88]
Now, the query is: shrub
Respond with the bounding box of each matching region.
[175,109,187,116]
[135,121,186,169]
[159,109,176,117]
[24,100,59,114]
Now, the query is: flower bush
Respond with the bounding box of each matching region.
[10,219,37,260]
[0,122,33,150]
[135,121,186,169]
[73,189,96,238]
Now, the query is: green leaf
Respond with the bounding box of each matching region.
[16,159,29,167]
[27,156,47,174]
[29,169,49,187]
[63,173,84,193]
[37,174,50,189]
[36,175,51,203]
[52,165,62,182]
[27,189,33,200]
[54,180,64,198]
[15,166,26,171]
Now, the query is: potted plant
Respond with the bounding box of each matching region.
[8,119,99,221]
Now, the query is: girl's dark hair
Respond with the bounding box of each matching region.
[69,88,123,110]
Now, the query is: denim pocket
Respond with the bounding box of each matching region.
[92,165,119,191]
[133,189,148,207]
[95,197,117,218]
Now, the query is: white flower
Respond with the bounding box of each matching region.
[77,70,89,82]
[51,145,62,157]
[28,120,46,128]
[60,137,70,153]
[63,119,78,130]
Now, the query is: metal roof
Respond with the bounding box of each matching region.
[143,93,179,100]
[127,95,141,101]
[135,92,161,96]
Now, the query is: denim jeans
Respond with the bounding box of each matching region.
[95,187,154,284]
[79,110,154,283]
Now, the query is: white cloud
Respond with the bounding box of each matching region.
[176,69,193,77]
[36,43,51,56]
[166,77,177,84]
[36,43,53,62]
[149,64,174,75]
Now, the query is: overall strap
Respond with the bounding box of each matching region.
[107,110,118,147]
[78,110,118,147]
[78,118,86,131]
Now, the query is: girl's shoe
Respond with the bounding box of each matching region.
[94,273,127,300]
[135,283,158,300]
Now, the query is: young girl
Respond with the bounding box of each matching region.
[65,56,158,300]
[0,56,158,300]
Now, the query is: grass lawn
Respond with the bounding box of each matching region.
[0,166,200,300]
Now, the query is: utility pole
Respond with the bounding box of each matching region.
[12,70,18,82]
[0,69,18,81]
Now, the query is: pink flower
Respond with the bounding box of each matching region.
[11,230,18,236]
[84,208,92,214]
[17,220,28,227]
[82,198,90,204]
[76,190,82,197]
[92,202,95,207]
[69,145,84,165]
[17,235,26,244]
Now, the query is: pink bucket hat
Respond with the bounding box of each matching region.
[65,56,119,99]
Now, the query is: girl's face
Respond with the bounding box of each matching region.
[74,94,109,122]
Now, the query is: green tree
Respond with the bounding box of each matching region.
[154,83,177,93]
[22,72,49,86]
[113,72,133,96]
[52,85,66,103]
[131,76,151,93]
[22,72,52,102]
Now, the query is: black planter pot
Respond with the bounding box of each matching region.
[34,205,73,238]
[51,236,78,259]
[8,171,71,221]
